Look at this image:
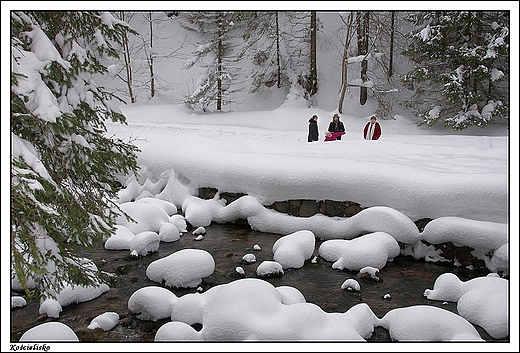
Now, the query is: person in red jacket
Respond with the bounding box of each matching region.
[363,115,382,140]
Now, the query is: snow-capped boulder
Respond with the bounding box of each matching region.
[424,273,508,339]
[272,230,315,269]
[155,321,201,341]
[256,261,284,278]
[318,232,400,271]
[116,201,170,233]
[87,312,120,331]
[128,286,178,321]
[156,278,379,341]
[169,214,188,233]
[11,296,27,309]
[341,279,361,291]
[158,223,180,242]
[104,225,135,250]
[19,322,79,342]
[146,249,215,288]
[242,253,256,263]
[380,305,483,341]
[129,231,160,256]
[276,286,306,304]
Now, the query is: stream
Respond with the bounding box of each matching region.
[10,222,505,343]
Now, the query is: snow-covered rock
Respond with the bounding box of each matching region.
[155,321,201,341]
[276,286,306,304]
[256,261,284,278]
[87,312,120,331]
[11,296,27,309]
[341,279,361,291]
[192,226,206,235]
[242,253,256,263]
[146,249,215,288]
[155,278,379,341]
[380,305,483,341]
[158,223,180,242]
[117,201,170,233]
[128,286,178,321]
[129,231,160,256]
[19,322,79,342]
[272,230,315,269]
[104,225,135,250]
[424,273,509,339]
[318,232,400,271]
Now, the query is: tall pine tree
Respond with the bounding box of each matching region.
[181,11,242,111]
[402,11,509,129]
[11,11,139,300]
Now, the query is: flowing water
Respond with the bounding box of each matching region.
[10,223,505,343]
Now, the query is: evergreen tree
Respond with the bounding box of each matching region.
[240,11,288,93]
[181,11,242,111]
[402,11,509,129]
[11,11,139,300]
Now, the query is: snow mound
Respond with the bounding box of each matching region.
[11,296,27,308]
[423,273,509,339]
[159,222,181,242]
[380,305,483,341]
[156,278,379,340]
[146,249,215,288]
[422,217,508,250]
[276,286,306,304]
[128,286,178,321]
[318,232,400,271]
[117,201,170,234]
[242,253,257,263]
[129,231,160,256]
[272,230,315,269]
[341,279,361,291]
[155,321,201,341]
[87,312,120,331]
[19,322,79,342]
[256,261,284,278]
[105,225,135,250]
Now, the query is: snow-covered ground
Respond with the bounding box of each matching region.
[4,4,519,351]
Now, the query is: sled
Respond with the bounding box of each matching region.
[324,131,345,141]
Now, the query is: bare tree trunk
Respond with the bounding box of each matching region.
[120,12,135,103]
[217,37,222,111]
[149,12,155,98]
[357,12,369,105]
[276,11,281,88]
[309,11,318,96]
[388,11,395,78]
[338,12,355,113]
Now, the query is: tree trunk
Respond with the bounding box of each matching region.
[358,12,369,105]
[149,12,155,98]
[338,12,354,113]
[309,11,318,96]
[389,11,395,78]
[276,12,281,88]
[120,12,135,103]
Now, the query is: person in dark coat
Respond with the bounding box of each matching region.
[328,114,345,140]
[363,115,382,140]
[308,115,319,142]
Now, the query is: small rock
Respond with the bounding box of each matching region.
[252,244,261,251]
[383,293,391,300]
[196,287,204,293]
[311,256,318,264]
[235,267,245,277]
[194,235,204,241]
[242,253,256,263]
[192,227,206,235]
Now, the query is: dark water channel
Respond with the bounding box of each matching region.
[11,223,505,343]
